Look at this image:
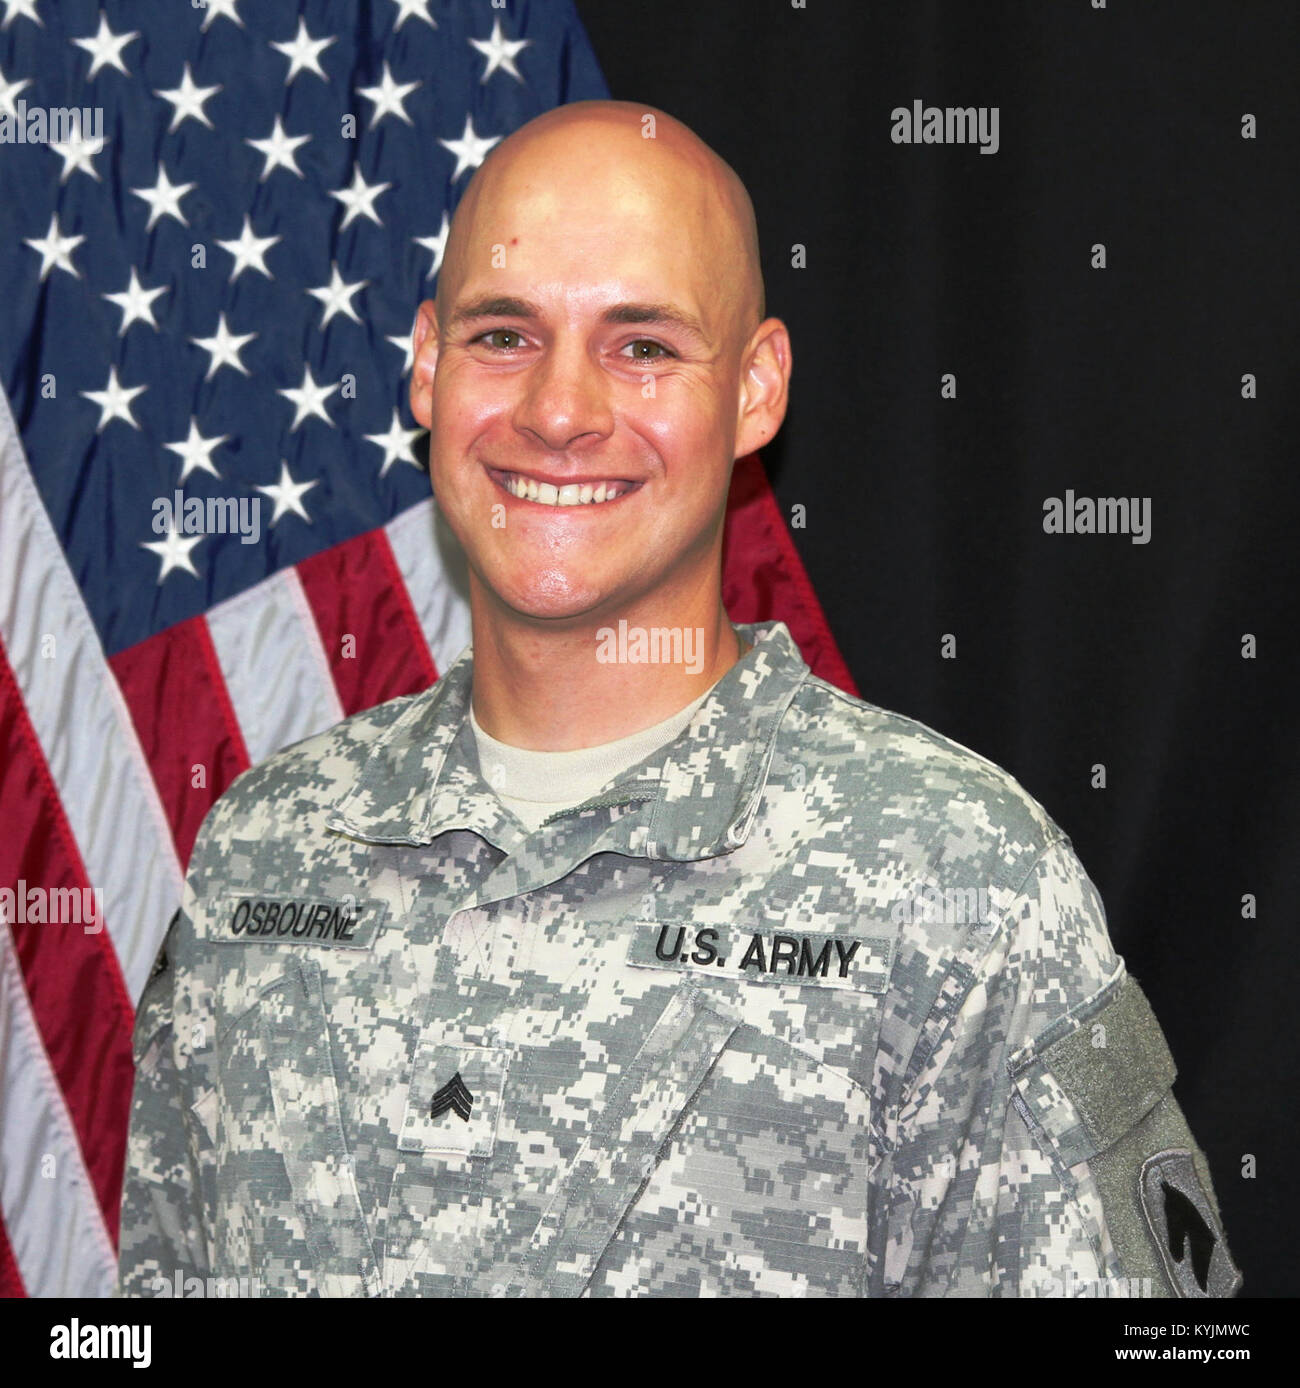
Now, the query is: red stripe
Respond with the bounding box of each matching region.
[0,637,135,1247]
[109,615,251,869]
[0,1207,26,1298]
[723,452,860,696]
[297,527,439,716]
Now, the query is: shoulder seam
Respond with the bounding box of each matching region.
[800,674,1058,811]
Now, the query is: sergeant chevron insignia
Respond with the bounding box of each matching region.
[430,1072,474,1123]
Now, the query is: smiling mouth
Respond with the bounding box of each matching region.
[485,466,643,508]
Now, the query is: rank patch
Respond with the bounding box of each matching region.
[430,1072,474,1123]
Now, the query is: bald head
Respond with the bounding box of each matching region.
[410,100,793,647]
[435,100,765,351]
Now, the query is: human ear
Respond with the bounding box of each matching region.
[734,318,792,458]
[408,299,440,429]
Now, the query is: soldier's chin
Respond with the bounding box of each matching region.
[491,571,615,626]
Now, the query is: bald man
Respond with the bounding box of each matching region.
[118,101,1238,1299]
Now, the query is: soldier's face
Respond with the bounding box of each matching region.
[412,155,745,627]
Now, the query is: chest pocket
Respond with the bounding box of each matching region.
[217,956,382,1297]
[460,909,887,1298]
[577,915,884,1296]
[503,983,738,1297]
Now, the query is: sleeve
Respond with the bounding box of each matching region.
[871,837,1242,1298]
[116,907,215,1297]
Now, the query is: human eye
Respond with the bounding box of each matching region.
[620,339,676,361]
[473,328,527,351]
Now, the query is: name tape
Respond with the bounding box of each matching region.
[628,922,894,992]
[213,896,388,949]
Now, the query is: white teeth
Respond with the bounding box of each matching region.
[498,472,633,506]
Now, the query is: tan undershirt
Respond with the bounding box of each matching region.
[469,690,711,832]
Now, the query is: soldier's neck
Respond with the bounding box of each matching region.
[467,588,745,753]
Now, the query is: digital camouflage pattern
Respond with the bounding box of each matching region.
[118,619,1240,1297]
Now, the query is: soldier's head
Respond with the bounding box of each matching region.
[409,99,791,627]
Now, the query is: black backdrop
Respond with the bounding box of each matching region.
[574,0,1298,1297]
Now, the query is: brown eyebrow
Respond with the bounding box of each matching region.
[449,296,709,344]
[449,295,543,326]
[599,303,708,344]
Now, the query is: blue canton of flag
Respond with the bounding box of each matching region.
[0,0,607,657]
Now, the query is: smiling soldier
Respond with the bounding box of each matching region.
[118,100,1239,1299]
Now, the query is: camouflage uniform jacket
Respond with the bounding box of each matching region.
[118,619,1240,1298]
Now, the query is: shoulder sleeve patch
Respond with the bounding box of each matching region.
[1140,1150,1242,1299]
[1010,973,1242,1298]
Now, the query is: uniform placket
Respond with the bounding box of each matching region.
[366,787,639,1294]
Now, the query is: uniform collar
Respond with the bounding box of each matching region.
[325,618,811,862]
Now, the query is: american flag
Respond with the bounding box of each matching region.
[0,0,855,1298]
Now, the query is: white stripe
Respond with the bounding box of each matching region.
[0,919,117,1298]
[205,565,344,766]
[385,497,473,676]
[0,385,183,1004]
